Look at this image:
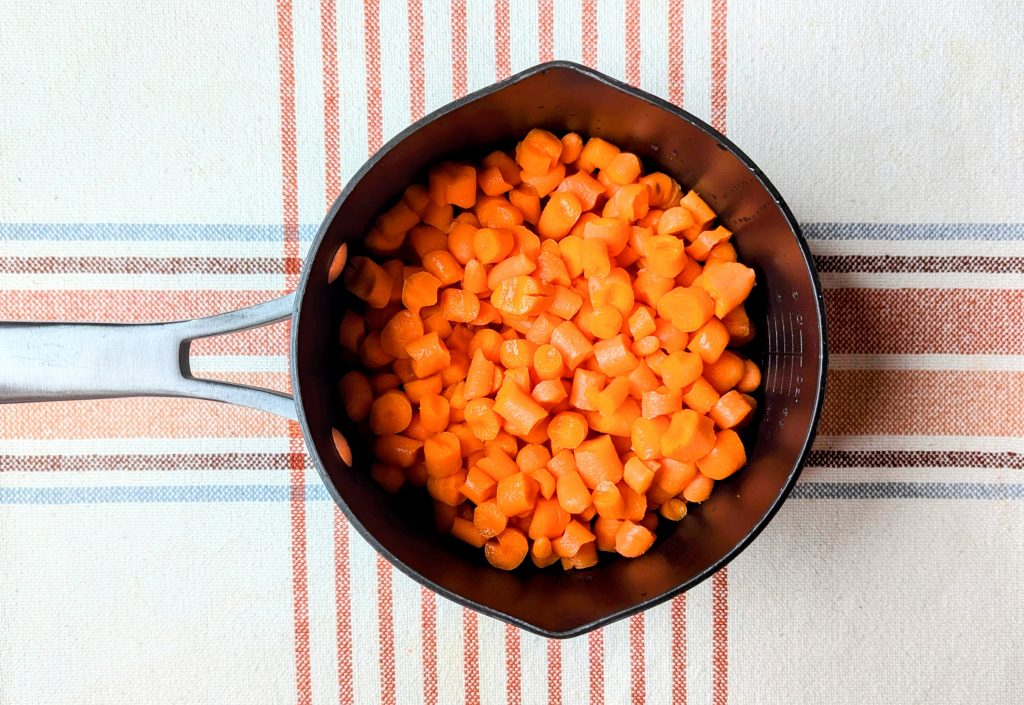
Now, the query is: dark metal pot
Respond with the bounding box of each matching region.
[0,62,826,638]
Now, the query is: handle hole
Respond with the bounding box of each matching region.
[184,321,292,395]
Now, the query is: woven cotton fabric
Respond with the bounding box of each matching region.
[1,1,1022,703]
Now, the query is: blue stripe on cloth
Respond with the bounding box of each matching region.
[792,482,1024,500]
[0,223,321,242]
[801,223,1024,240]
[2,483,1023,505]
[1,223,1021,242]
[0,484,331,504]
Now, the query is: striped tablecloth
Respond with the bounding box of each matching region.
[2,1,1021,703]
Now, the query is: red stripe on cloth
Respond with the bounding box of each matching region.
[547,639,562,705]
[588,629,604,705]
[668,0,684,106]
[190,323,289,356]
[408,0,425,120]
[630,613,646,705]
[671,595,687,705]
[334,509,353,705]
[287,426,311,705]
[538,0,554,63]
[581,0,597,67]
[321,0,341,204]
[377,555,397,705]
[505,624,522,705]
[275,2,311,702]
[463,610,481,705]
[710,0,727,133]
[422,587,439,705]
[494,0,511,80]
[712,570,729,705]
[625,0,641,88]
[364,0,383,152]
[451,0,467,98]
[826,289,1024,355]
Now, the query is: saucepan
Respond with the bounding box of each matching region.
[0,62,827,637]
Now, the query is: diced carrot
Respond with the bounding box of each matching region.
[421,200,454,231]
[338,310,366,356]
[451,516,487,547]
[496,472,540,517]
[639,173,681,208]
[721,304,754,345]
[371,371,403,393]
[569,367,605,411]
[737,359,761,393]
[520,163,566,198]
[482,150,522,186]
[493,379,548,436]
[582,216,631,255]
[578,137,620,172]
[705,241,738,265]
[680,190,716,229]
[439,288,481,323]
[529,497,571,539]
[627,305,657,339]
[478,165,514,196]
[404,374,443,404]
[574,435,625,489]
[709,390,754,430]
[461,467,498,505]
[550,320,595,371]
[369,390,413,435]
[344,256,393,308]
[703,350,746,393]
[561,541,598,569]
[538,192,583,241]
[633,268,674,308]
[448,222,478,265]
[626,360,660,399]
[473,227,515,264]
[661,409,716,462]
[593,334,639,376]
[602,183,649,222]
[339,371,373,422]
[685,225,732,262]
[469,328,504,361]
[641,386,682,420]
[696,261,756,318]
[373,434,423,468]
[660,350,704,390]
[656,286,715,332]
[516,129,562,174]
[559,132,584,163]
[380,310,423,359]
[681,376,721,414]
[687,318,730,364]
[556,171,605,211]
[508,186,541,225]
[614,521,655,558]
[696,429,747,480]
[593,480,627,520]
[552,519,597,558]
[682,473,714,503]
[405,331,451,378]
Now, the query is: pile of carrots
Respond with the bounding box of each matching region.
[330,129,760,571]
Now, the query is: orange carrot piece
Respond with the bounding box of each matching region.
[532,378,570,408]
[559,132,584,163]
[339,371,373,422]
[574,435,625,489]
[496,472,540,517]
[537,192,583,240]
[552,519,597,558]
[578,137,620,172]
[593,480,627,520]
[423,431,462,477]
[602,183,649,222]
[703,350,745,393]
[451,516,487,547]
[380,309,424,359]
[623,456,657,493]
[529,497,571,539]
[520,163,566,198]
[681,376,721,414]
[614,520,655,558]
[656,206,696,238]
[478,165,514,196]
[633,268,674,308]
[709,390,754,430]
[486,252,536,290]
[591,376,631,418]
[373,434,424,468]
[461,467,498,505]
[405,331,451,378]
[684,225,731,262]
[440,288,481,323]
[508,186,541,225]
[404,374,443,404]
[422,250,464,286]
[548,285,584,320]
[593,334,640,376]
[547,411,588,450]
[656,286,715,333]
[556,171,605,211]
[499,337,538,370]
[641,386,682,420]
[473,227,515,264]
[736,359,761,393]
[569,368,606,411]
[696,429,747,480]
[639,173,681,208]
[582,216,631,256]
[418,393,451,434]
[493,379,548,436]
[682,473,714,503]
[687,317,730,364]
[371,463,406,493]
[344,256,393,308]
[448,222,478,265]
[561,541,598,570]
[550,320,594,371]
[370,390,413,435]
[680,190,716,229]
[661,409,716,462]
[695,261,756,318]
[484,527,530,570]
[660,350,704,391]
[626,359,660,399]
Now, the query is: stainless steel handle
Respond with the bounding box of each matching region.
[0,294,297,420]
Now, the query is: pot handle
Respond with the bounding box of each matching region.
[0,294,297,420]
